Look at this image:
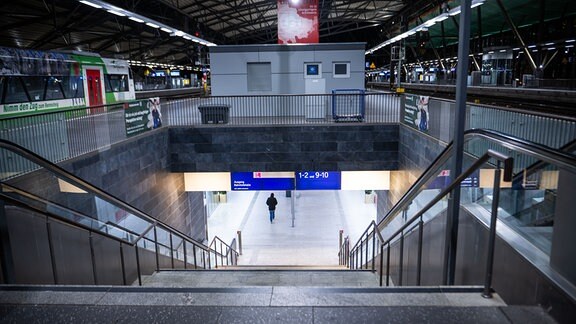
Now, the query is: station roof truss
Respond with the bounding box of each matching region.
[0,0,573,67]
[0,0,409,65]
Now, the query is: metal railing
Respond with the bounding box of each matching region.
[0,139,231,285]
[209,236,239,268]
[347,129,576,295]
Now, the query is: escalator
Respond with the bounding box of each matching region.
[0,139,237,285]
[346,129,576,323]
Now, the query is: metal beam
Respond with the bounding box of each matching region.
[494,0,538,72]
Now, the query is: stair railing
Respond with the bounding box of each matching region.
[0,139,222,286]
[209,235,240,268]
[349,149,512,291]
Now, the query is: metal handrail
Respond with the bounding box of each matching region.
[0,139,210,253]
[209,235,240,268]
[348,129,576,292]
[377,128,576,232]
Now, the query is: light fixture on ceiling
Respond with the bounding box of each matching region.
[79,0,102,8]
[365,0,486,55]
[76,0,217,46]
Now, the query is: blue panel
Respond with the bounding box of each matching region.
[295,171,341,190]
[231,172,295,191]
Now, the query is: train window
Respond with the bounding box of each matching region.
[4,77,30,104]
[61,76,85,99]
[45,77,65,100]
[22,76,46,101]
[105,74,129,92]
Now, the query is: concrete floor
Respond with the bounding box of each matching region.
[207,190,377,266]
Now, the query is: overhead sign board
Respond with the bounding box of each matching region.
[295,171,341,190]
[231,172,295,191]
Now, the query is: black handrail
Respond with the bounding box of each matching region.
[0,139,211,253]
[377,128,576,232]
[348,129,576,293]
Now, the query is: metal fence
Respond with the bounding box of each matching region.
[164,93,400,126]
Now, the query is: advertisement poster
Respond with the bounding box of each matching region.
[124,97,162,137]
[403,94,430,133]
[277,0,319,44]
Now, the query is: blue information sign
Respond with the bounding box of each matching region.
[231,172,295,191]
[295,171,341,190]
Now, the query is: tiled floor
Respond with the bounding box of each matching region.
[207,190,377,266]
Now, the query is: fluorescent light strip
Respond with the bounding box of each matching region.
[76,0,216,46]
[129,17,144,23]
[79,0,102,8]
[107,10,126,17]
[367,0,485,54]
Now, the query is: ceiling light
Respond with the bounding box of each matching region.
[449,8,461,16]
[129,17,144,23]
[160,27,173,33]
[79,0,102,9]
[146,22,160,28]
[107,10,126,17]
[566,39,575,43]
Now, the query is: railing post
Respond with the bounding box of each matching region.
[135,244,142,286]
[89,233,98,285]
[237,230,242,255]
[193,244,197,269]
[153,226,159,271]
[46,220,58,284]
[379,244,384,287]
[120,244,127,285]
[371,230,376,272]
[183,240,188,270]
[483,164,502,298]
[417,219,424,286]
[386,242,391,287]
[360,239,364,269]
[399,233,404,286]
[339,229,343,253]
[169,233,174,269]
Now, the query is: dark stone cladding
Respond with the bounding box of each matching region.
[169,124,399,172]
[57,128,199,240]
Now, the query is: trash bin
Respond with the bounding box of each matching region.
[198,105,230,124]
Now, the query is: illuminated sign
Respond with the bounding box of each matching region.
[231,172,295,191]
[295,171,341,190]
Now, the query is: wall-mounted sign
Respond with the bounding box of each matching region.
[231,172,295,191]
[124,97,162,137]
[427,169,479,189]
[295,171,341,190]
[403,94,430,133]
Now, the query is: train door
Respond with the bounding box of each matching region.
[86,69,103,107]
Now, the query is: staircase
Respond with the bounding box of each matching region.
[0,267,557,323]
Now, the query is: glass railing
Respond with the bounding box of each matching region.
[347,129,576,292]
[0,139,238,285]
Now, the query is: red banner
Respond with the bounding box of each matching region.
[277,0,319,44]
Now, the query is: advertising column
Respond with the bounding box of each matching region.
[277,0,319,44]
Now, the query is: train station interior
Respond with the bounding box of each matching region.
[0,0,575,323]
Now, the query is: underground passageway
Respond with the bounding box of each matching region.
[207,190,377,266]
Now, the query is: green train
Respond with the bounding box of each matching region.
[0,46,135,118]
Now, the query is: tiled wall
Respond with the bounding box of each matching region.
[169,124,399,172]
[59,129,203,240]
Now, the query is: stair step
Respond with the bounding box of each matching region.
[140,269,382,287]
[0,286,558,323]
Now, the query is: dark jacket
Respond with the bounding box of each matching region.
[266,197,278,210]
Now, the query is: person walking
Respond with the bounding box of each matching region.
[266,193,278,223]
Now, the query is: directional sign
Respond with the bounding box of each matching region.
[231,172,295,191]
[295,171,341,190]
